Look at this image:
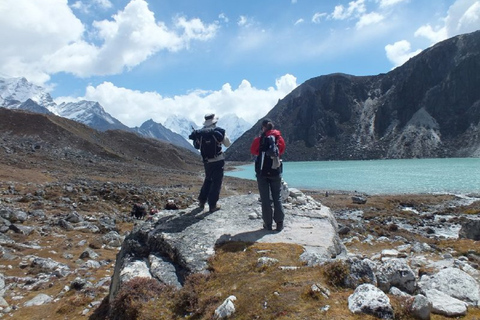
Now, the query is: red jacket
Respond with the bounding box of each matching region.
[250,129,286,156]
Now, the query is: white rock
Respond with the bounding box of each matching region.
[424,289,467,317]
[381,249,399,258]
[23,293,53,307]
[256,257,279,268]
[348,284,393,319]
[120,260,152,284]
[214,295,237,319]
[418,267,480,306]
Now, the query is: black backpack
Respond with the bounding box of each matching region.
[264,135,279,157]
[190,127,225,162]
[255,134,282,176]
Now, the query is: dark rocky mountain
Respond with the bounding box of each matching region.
[227,30,480,161]
[18,98,52,115]
[133,119,198,153]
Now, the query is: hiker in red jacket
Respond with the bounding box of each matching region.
[250,118,286,231]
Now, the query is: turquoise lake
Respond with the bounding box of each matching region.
[225,158,480,195]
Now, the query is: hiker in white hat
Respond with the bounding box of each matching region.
[191,113,231,213]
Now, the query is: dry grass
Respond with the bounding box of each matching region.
[113,241,480,320]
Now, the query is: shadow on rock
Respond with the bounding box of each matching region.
[153,207,213,233]
[216,228,275,246]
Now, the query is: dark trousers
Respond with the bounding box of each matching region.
[199,160,224,207]
[256,174,284,227]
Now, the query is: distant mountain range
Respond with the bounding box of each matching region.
[163,113,252,145]
[0,77,252,154]
[227,30,480,161]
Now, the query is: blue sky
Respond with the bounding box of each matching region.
[1,0,479,126]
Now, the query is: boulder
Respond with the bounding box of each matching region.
[108,193,346,304]
[418,267,480,306]
[424,289,468,317]
[458,218,480,240]
[345,257,377,288]
[352,196,367,204]
[410,294,432,320]
[214,295,237,319]
[348,284,394,319]
[66,211,83,223]
[376,258,416,294]
[23,293,53,307]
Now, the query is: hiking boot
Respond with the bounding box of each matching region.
[209,205,221,213]
[276,222,284,232]
[198,202,205,210]
[263,223,273,231]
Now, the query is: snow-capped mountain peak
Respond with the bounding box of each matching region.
[216,113,252,142]
[0,77,56,112]
[164,113,252,144]
[163,115,198,140]
[56,100,129,131]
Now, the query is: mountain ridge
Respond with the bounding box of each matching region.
[0,108,202,177]
[0,78,200,153]
[0,77,251,153]
[226,30,480,161]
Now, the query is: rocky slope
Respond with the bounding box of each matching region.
[227,30,480,161]
[0,108,201,178]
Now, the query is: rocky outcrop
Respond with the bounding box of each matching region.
[227,30,480,161]
[108,188,346,304]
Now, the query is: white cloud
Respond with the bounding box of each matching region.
[385,40,422,67]
[378,0,408,8]
[414,25,447,44]
[294,18,304,25]
[72,0,112,13]
[312,12,327,24]
[94,0,113,9]
[444,0,480,36]
[356,12,384,29]
[0,0,217,85]
[385,0,480,69]
[0,0,85,84]
[413,0,480,45]
[176,16,218,42]
[58,74,298,127]
[71,1,89,12]
[237,15,254,28]
[331,0,366,20]
[238,15,249,27]
[218,13,229,23]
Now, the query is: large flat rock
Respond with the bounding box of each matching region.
[109,192,345,302]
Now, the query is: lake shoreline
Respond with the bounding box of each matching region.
[225,159,480,195]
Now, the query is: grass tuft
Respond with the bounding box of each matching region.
[109,277,171,320]
[322,259,350,288]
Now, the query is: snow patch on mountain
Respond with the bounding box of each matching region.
[164,113,252,144]
[0,77,56,111]
[217,113,252,142]
[164,115,198,140]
